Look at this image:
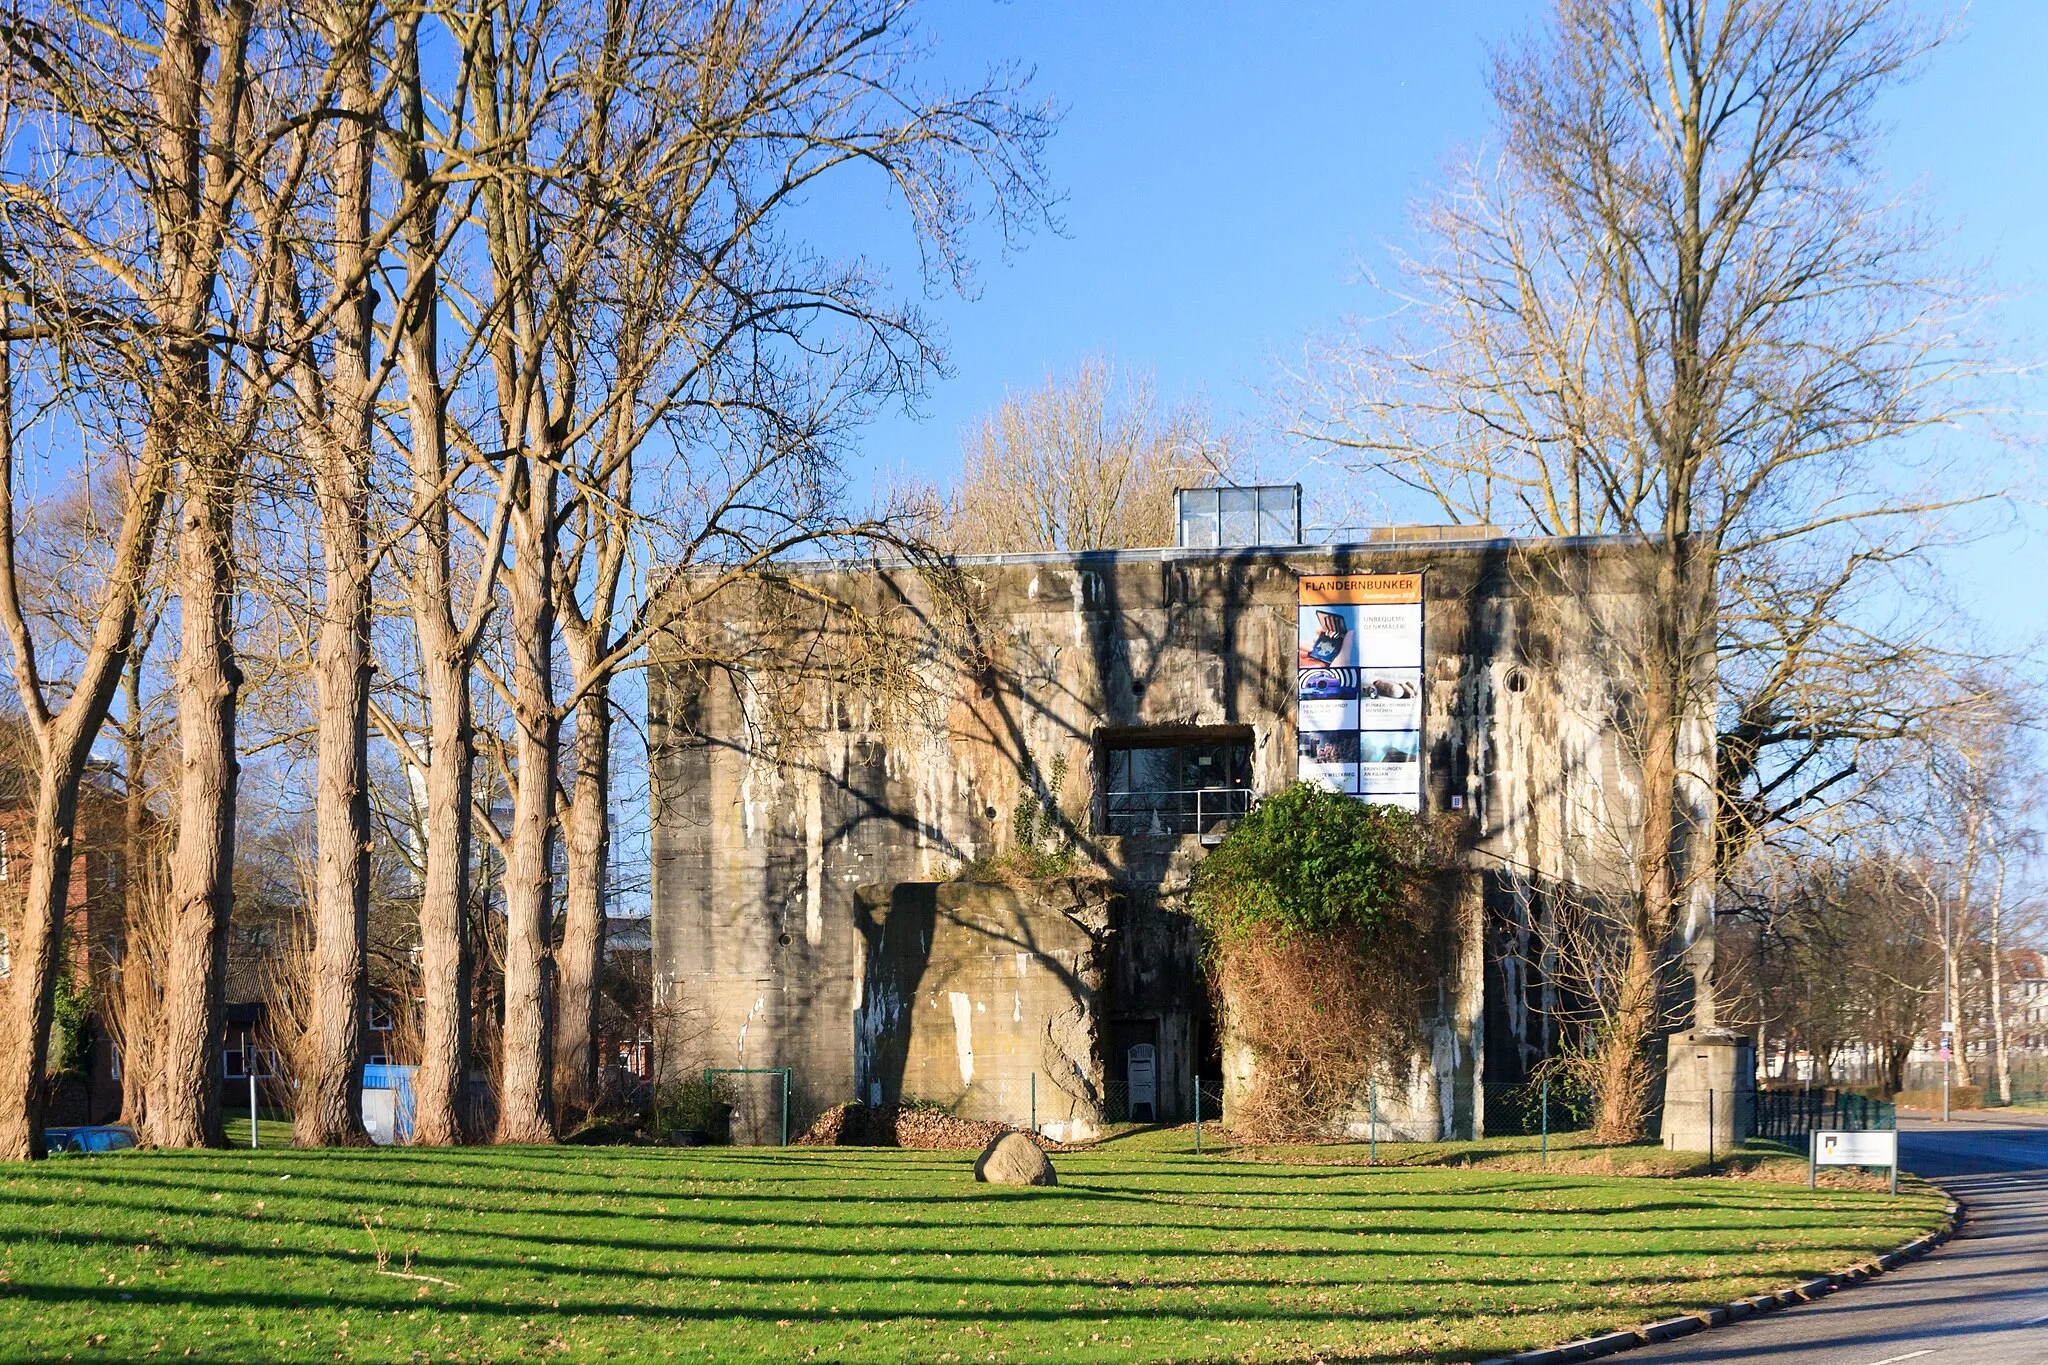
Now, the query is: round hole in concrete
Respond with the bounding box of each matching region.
[777,932,793,947]
[1504,666,1530,694]
[984,805,997,821]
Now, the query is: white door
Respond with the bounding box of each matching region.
[1128,1043,1158,1122]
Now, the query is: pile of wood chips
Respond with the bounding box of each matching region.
[795,1102,1061,1151]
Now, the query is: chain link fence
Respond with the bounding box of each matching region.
[1480,1079,1595,1138]
[1095,1077,1222,1125]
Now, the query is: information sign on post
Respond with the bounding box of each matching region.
[1810,1128,1899,1194]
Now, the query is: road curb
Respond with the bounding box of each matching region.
[1472,1198,1963,1365]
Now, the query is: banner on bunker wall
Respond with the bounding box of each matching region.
[1296,572,1422,811]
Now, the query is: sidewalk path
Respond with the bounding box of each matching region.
[1620,1109,2048,1364]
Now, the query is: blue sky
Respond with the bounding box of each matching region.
[829,1,2045,654]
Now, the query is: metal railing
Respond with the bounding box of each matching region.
[1752,1085,1894,1141]
[1104,787,1252,836]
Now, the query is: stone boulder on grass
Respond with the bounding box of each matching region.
[973,1131,1057,1186]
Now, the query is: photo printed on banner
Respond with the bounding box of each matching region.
[1297,573,1423,808]
[1297,666,1360,732]
[1356,669,1421,729]
[1296,728,1360,793]
[1298,607,1357,668]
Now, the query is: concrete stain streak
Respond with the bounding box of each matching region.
[804,764,824,947]
[948,992,976,1086]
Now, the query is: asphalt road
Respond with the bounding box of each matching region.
[1622,1110,2048,1364]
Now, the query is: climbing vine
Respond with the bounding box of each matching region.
[50,971,95,1077]
[954,749,1081,883]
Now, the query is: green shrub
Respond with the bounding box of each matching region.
[949,845,1080,883]
[1191,782,1430,945]
[953,750,1083,882]
[1488,1069,1597,1137]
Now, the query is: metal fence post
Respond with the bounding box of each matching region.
[1707,1089,1715,1175]
[1540,1076,1549,1165]
[1194,1076,1202,1155]
[1369,1077,1378,1167]
[1030,1072,1037,1135]
[782,1069,791,1147]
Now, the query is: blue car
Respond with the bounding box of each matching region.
[42,1125,138,1154]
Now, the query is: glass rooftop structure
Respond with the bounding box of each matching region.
[1174,485,1302,549]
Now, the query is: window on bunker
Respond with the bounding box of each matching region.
[1103,732,1253,836]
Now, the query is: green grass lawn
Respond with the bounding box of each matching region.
[0,1138,1944,1364]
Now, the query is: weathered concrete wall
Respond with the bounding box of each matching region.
[648,534,1704,1137]
[854,879,1112,1142]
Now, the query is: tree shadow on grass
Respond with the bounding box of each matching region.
[0,1270,1884,1365]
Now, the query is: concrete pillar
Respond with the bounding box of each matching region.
[1659,1028,1754,1153]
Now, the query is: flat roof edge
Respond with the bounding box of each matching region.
[753,532,1656,574]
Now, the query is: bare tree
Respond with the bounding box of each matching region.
[1894,678,2032,1092]
[543,0,1053,1121]
[1720,850,1940,1093]
[1286,0,1994,1138]
[0,0,281,1156]
[385,5,497,1146]
[945,359,1227,553]
[265,0,388,1148]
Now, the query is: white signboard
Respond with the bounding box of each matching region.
[1812,1129,1897,1166]
[1297,573,1423,811]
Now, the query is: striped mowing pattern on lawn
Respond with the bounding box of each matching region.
[0,1143,1943,1363]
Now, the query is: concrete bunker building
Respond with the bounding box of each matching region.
[648,493,1712,1141]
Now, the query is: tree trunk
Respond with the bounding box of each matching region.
[552,678,609,1119]
[136,0,253,1154]
[1946,933,1971,1088]
[0,753,99,1158]
[296,0,377,1149]
[119,649,153,1127]
[0,307,166,1159]
[475,2,559,1146]
[1589,534,1694,1142]
[297,438,373,1146]
[1592,923,1660,1142]
[0,0,239,1159]
[395,14,475,1147]
[145,459,241,1149]
[1990,881,2011,1105]
[410,640,475,1144]
[495,456,558,1145]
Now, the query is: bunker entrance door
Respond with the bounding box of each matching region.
[1107,1018,1160,1123]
